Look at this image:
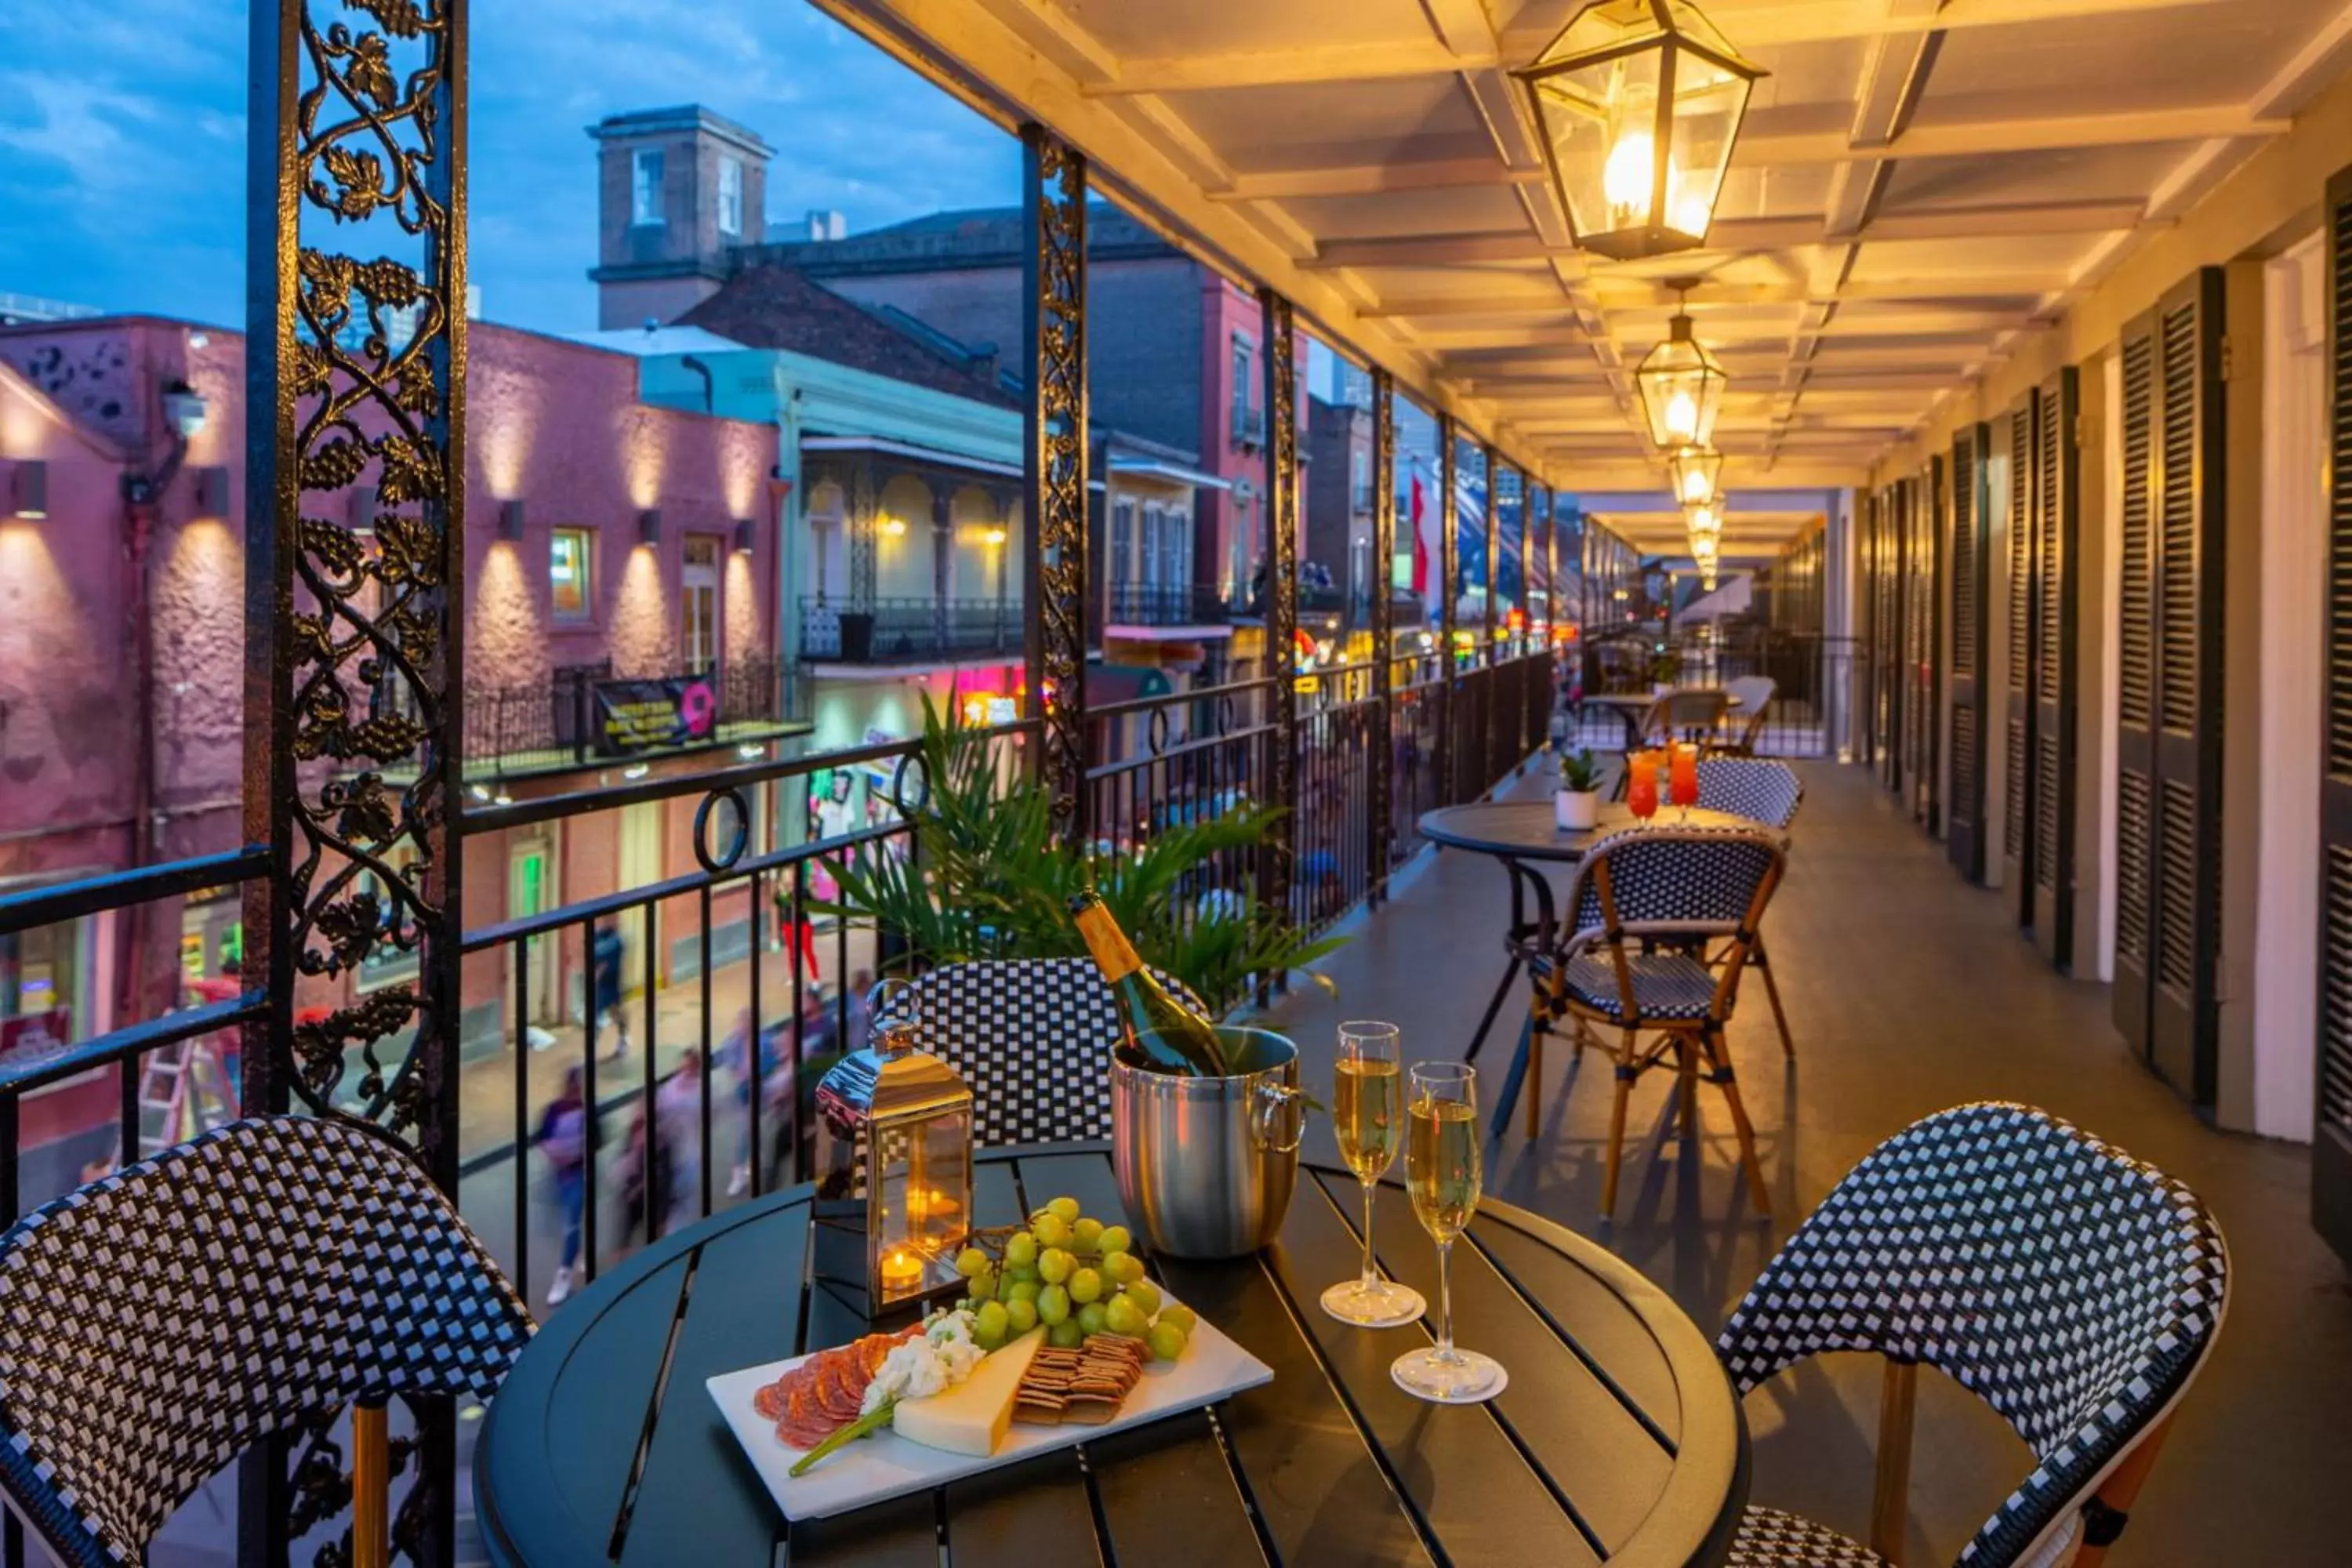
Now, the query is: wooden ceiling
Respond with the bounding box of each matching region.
[817,0,2352,547]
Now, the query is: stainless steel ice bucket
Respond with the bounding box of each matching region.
[1110,1026,1305,1260]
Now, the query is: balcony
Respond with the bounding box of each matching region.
[799,596,1020,664]
[1352,481,1374,514]
[1104,582,1229,627]
[1230,402,1265,448]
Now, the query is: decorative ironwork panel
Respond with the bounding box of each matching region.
[246,0,467,1559]
[1022,125,1090,840]
[1435,413,1459,799]
[848,458,879,609]
[1483,444,1503,655]
[1369,370,1397,891]
[1260,289,1300,922]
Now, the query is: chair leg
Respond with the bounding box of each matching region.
[1753,932,1795,1058]
[2072,1414,2176,1568]
[354,1399,389,1568]
[1870,1358,1918,1564]
[1600,1035,1636,1219]
[1525,1018,1545,1141]
[1675,1036,1699,1138]
[1706,1029,1770,1214]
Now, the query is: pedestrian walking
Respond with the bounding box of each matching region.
[655,1047,705,1234]
[537,1064,593,1307]
[591,921,630,1059]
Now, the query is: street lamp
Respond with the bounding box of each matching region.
[1637,283,1726,450]
[1668,443,1722,508]
[1512,0,1765,260]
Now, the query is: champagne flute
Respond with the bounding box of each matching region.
[1319,1022,1427,1327]
[1392,1063,1505,1403]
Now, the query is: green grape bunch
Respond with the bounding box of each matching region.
[946,1196,1195,1362]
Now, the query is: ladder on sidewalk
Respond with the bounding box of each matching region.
[114,1036,238,1168]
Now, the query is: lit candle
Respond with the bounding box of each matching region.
[881,1248,924,1294]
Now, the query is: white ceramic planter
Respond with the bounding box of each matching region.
[1556,789,1600,832]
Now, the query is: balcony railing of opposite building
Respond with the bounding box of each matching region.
[1104,583,1229,627]
[1232,404,1265,448]
[459,655,803,779]
[799,597,1021,665]
[1352,482,1374,514]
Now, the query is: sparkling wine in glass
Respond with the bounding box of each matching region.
[1392,1063,1505,1403]
[1320,1022,1426,1328]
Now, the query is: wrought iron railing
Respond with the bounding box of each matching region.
[798,597,1021,663]
[1102,583,1229,626]
[454,655,801,779]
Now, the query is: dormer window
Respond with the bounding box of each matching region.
[632,149,664,227]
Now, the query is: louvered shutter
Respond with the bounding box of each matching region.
[2001,394,2038,917]
[2114,314,2158,1056]
[1948,426,1990,882]
[2031,368,2079,968]
[1922,455,1946,833]
[2319,167,2352,1264]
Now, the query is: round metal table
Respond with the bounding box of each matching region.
[1575,691,1741,750]
[477,1143,1748,1567]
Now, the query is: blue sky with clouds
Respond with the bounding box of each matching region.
[0,0,1018,333]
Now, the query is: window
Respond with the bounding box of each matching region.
[682,534,721,672]
[717,155,743,238]
[1230,336,1254,441]
[357,841,419,990]
[1140,506,1162,590]
[1111,499,1134,590]
[1352,448,1370,510]
[631,148,664,227]
[550,528,593,620]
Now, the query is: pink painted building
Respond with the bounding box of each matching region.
[0,314,788,1163]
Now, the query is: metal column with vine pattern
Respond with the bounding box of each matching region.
[1435,413,1457,804]
[1258,289,1300,929]
[1483,444,1503,658]
[245,0,466,1559]
[1368,368,1396,900]
[1022,124,1090,842]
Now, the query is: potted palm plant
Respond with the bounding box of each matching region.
[1555,746,1603,832]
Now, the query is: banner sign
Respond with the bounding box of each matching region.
[593,674,718,756]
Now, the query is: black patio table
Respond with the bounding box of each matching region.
[476,1142,1748,1567]
[1417,800,1759,1138]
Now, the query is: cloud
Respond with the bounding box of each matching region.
[0,0,1015,333]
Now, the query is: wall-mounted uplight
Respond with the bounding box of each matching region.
[161,380,209,438]
[492,790,514,808]
[880,516,907,539]
[499,499,526,542]
[982,526,1007,546]
[737,742,764,760]
[6,459,48,519]
[191,466,230,519]
[637,509,663,546]
[623,762,650,780]
[733,517,757,554]
[469,783,491,801]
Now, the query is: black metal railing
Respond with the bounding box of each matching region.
[1231,404,1265,447]
[799,597,1020,664]
[1103,583,1229,627]
[430,656,804,779]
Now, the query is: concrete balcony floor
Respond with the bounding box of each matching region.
[1263,760,2348,1565]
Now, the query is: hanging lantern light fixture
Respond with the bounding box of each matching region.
[1668,443,1722,508]
[1637,281,1727,451]
[1512,0,1765,260]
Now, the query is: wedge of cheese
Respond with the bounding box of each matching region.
[891,1329,1047,1457]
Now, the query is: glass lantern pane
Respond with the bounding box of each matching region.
[1555,0,1668,56]
[1663,55,1750,239]
[909,1110,970,1262]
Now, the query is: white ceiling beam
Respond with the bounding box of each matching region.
[1305,201,2142,268]
[1088,0,2234,94]
[1738,103,2285,165]
[1403,307,2017,350]
[1363,274,2052,316]
[1209,159,1546,202]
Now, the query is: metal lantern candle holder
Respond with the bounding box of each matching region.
[1637,292,1727,451]
[811,982,974,1317]
[1512,0,1765,260]
[1668,444,1722,508]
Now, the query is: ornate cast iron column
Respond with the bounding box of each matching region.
[1483,445,1503,661]
[246,0,466,1559]
[1435,413,1458,804]
[1022,124,1090,841]
[848,458,879,609]
[1258,289,1300,927]
[1368,369,1396,901]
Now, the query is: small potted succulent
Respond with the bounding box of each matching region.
[1555,746,1603,832]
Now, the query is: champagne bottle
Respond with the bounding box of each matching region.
[1067,891,1229,1076]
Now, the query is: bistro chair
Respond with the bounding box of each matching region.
[1694,756,1803,1058]
[1717,1102,2230,1567]
[877,957,1210,1145]
[1714,674,1777,755]
[0,1116,533,1568]
[1610,687,1733,799]
[1527,824,1785,1217]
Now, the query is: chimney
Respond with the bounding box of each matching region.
[805,209,846,242]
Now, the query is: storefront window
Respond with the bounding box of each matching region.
[1,921,79,1049]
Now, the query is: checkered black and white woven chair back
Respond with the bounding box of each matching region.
[879,959,1211,1145]
[0,1116,533,1568]
[1716,1102,2229,1566]
[1563,826,1784,954]
[1695,757,1803,829]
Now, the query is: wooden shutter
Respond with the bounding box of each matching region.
[1873,488,1900,783]
[1948,426,1990,882]
[2147,270,2227,1102]
[2001,394,2038,918]
[2031,368,2079,968]
[2318,164,2352,1264]
[2114,314,2158,1056]
[1920,456,1945,832]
